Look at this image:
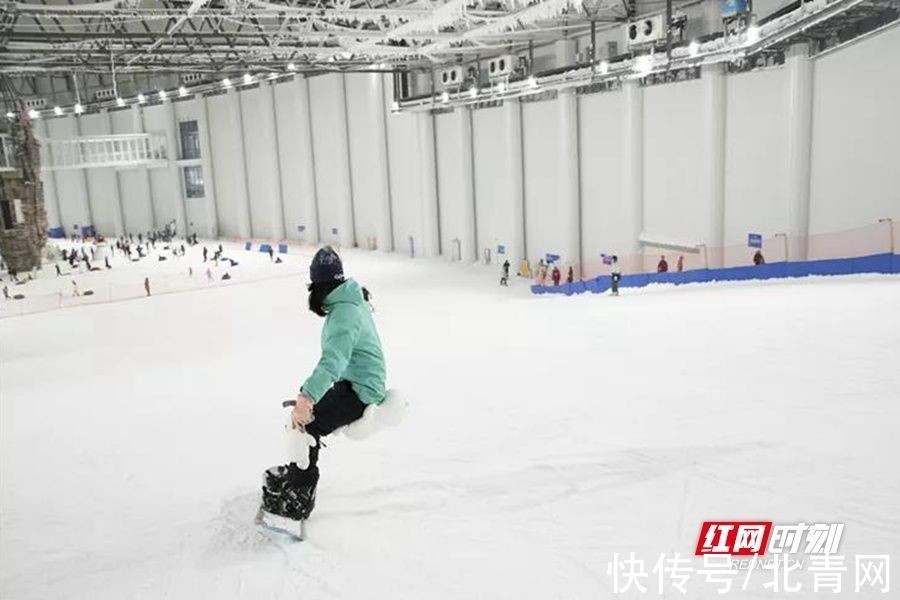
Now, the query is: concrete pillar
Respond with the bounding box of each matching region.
[71,115,95,231]
[784,43,814,261]
[263,82,287,241]
[558,89,581,269]
[417,112,440,258]
[459,109,477,262]
[504,100,526,264]
[161,98,188,237]
[133,104,158,229]
[196,96,219,239]
[337,75,356,248]
[102,110,126,237]
[623,79,644,272]
[230,87,253,240]
[372,73,394,252]
[296,76,320,245]
[703,63,727,268]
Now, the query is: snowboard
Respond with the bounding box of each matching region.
[255,505,306,541]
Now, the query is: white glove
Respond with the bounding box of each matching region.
[284,410,317,469]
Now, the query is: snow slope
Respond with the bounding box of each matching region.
[1,245,899,599]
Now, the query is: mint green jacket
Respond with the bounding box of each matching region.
[301,279,386,405]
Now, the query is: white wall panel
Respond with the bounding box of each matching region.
[309,74,354,247]
[723,67,789,258]
[78,112,121,236]
[206,91,250,238]
[642,79,712,245]
[109,107,154,234]
[522,100,568,265]
[143,102,180,231]
[385,109,421,256]
[46,116,91,234]
[435,109,476,262]
[345,73,392,250]
[273,78,318,244]
[241,84,284,240]
[472,104,524,264]
[579,90,630,273]
[809,26,900,233]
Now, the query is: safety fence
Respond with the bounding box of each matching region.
[533,220,900,295]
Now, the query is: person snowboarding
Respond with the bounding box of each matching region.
[259,246,388,533]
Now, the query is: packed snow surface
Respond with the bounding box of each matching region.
[1,243,899,599]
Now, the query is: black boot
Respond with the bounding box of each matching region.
[261,464,319,520]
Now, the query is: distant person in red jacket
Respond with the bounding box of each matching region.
[753,250,766,266]
[677,255,684,272]
[566,266,574,284]
[657,256,669,273]
[551,265,561,286]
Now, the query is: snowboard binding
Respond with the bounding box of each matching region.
[257,465,315,540]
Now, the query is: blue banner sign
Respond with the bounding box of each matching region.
[497,245,506,255]
[721,0,748,17]
[748,233,763,248]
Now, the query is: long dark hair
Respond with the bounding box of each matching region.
[307,281,372,317]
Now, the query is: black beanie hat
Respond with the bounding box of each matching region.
[309,246,344,284]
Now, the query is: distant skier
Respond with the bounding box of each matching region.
[753,250,766,266]
[566,266,574,284]
[262,246,387,522]
[677,255,684,272]
[610,255,621,297]
[268,246,275,262]
[500,259,510,286]
[551,265,561,286]
[144,277,151,297]
[203,246,208,262]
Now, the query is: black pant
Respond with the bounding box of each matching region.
[286,381,366,487]
[611,273,620,294]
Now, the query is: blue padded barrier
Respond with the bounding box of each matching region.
[532,253,898,296]
[48,227,66,239]
[278,243,288,254]
[259,243,272,253]
[244,242,252,251]
[81,225,96,238]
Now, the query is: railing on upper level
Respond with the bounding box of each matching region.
[39,133,168,171]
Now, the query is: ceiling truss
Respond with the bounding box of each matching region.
[0,0,627,74]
